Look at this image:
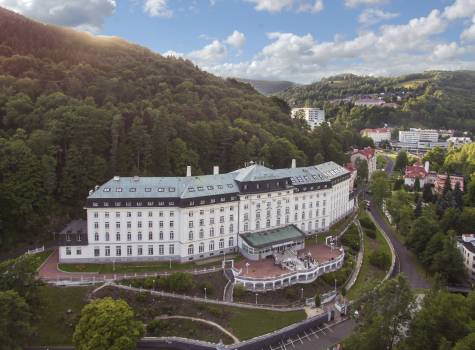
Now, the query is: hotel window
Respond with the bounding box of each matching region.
[116,222,120,229]
[159,221,164,228]
[229,237,234,247]
[316,201,320,207]
[230,214,234,222]
[244,213,249,221]
[322,208,326,216]
[199,219,204,226]
[170,231,174,240]
[189,231,193,241]
[210,218,215,225]
[116,246,121,256]
[170,212,174,217]
[105,232,110,241]
[323,200,326,206]
[137,221,142,228]
[285,216,289,224]
[116,233,121,241]
[169,244,174,255]
[220,207,224,212]
[105,246,110,256]
[94,247,100,257]
[138,232,142,241]
[159,211,163,217]
[159,231,164,240]
[65,234,71,242]
[159,245,164,255]
[256,212,261,219]
[220,226,224,234]
[266,219,270,228]
[116,212,120,218]
[189,211,193,217]
[170,221,174,228]
[230,206,234,211]
[127,232,131,241]
[138,211,142,217]
[200,210,204,215]
[66,247,71,255]
[316,209,319,216]
[294,213,298,221]
[220,216,224,223]
[148,245,153,255]
[315,219,319,228]
[219,239,224,249]
[322,219,326,227]
[127,212,131,217]
[199,229,204,239]
[244,223,249,231]
[148,232,153,240]
[94,212,98,218]
[127,221,131,229]
[105,212,110,218]
[148,211,153,217]
[256,221,260,230]
[199,242,204,253]
[209,240,215,251]
[188,244,194,255]
[210,209,214,214]
[137,246,143,256]
[277,217,281,225]
[229,224,234,233]
[127,246,132,256]
[94,222,99,229]
[148,221,153,228]
[210,227,215,237]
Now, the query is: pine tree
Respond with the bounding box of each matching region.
[414,177,421,192]
[453,181,464,210]
[414,198,422,218]
[443,174,452,195]
[151,114,171,176]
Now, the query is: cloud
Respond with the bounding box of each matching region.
[245,0,293,13]
[195,5,475,83]
[345,0,389,8]
[143,0,172,17]
[358,8,399,26]
[461,16,475,41]
[297,0,324,13]
[443,0,475,20]
[225,30,246,49]
[188,40,227,63]
[0,0,116,32]
[245,0,324,13]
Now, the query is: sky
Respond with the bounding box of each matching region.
[1,0,475,83]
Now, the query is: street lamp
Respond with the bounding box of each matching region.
[245,262,250,275]
[204,287,207,299]
[255,293,258,305]
[301,288,304,300]
[334,278,337,292]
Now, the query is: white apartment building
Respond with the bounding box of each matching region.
[350,147,377,179]
[291,108,325,129]
[447,137,472,148]
[399,128,439,144]
[458,234,475,282]
[58,161,355,263]
[360,128,391,144]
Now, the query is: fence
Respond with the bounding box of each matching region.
[27,245,45,255]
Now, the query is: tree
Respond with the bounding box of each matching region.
[315,294,321,308]
[73,298,144,350]
[406,215,440,257]
[369,171,390,207]
[454,333,475,350]
[443,174,452,195]
[345,275,414,350]
[355,158,368,184]
[453,181,464,210]
[394,151,408,172]
[414,198,422,218]
[0,290,32,350]
[422,183,435,203]
[414,177,421,192]
[422,147,445,172]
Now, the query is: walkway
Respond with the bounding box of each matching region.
[155,315,240,343]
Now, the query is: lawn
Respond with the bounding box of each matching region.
[94,285,306,341]
[59,257,224,274]
[30,250,53,270]
[347,212,391,300]
[29,285,92,346]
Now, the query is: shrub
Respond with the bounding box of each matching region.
[233,284,246,298]
[342,225,360,253]
[369,251,391,270]
[365,228,376,239]
[158,272,194,293]
[146,319,167,336]
[315,294,321,307]
[360,216,376,230]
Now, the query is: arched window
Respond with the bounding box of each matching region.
[219,239,224,249]
[188,244,194,255]
[228,237,234,247]
[209,240,215,251]
[199,242,204,253]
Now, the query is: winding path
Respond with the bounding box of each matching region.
[154,315,240,343]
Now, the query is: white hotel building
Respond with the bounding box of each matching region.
[290,108,325,129]
[58,161,355,263]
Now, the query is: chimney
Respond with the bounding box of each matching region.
[424,161,429,173]
[186,166,192,177]
[213,166,219,175]
[291,159,296,169]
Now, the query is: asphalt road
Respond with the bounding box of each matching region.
[369,156,430,289]
[291,319,356,350]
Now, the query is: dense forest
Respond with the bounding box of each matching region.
[279,71,475,132]
[0,7,372,250]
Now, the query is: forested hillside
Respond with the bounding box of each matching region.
[0,7,371,250]
[279,71,475,132]
[235,78,296,95]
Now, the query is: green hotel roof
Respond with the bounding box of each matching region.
[241,225,306,249]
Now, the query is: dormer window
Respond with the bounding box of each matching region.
[207,186,214,190]
[168,187,176,192]
[198,187,204,191]
[188,187,195,192]
[158,188,164,192]
[116,187,123,192]
[103,188,111,192]
[129,188,136,192]
[227,184,233,188]
[218,185,223,189]
[145,188,151,192]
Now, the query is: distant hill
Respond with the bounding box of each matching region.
[278,71,475,131]
[236,78,296,95]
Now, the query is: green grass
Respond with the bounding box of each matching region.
[30,250,53,270]
[30,285,92,346]
[228,308,306,340]
[347,212,391,300]
[59,259,221,274]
